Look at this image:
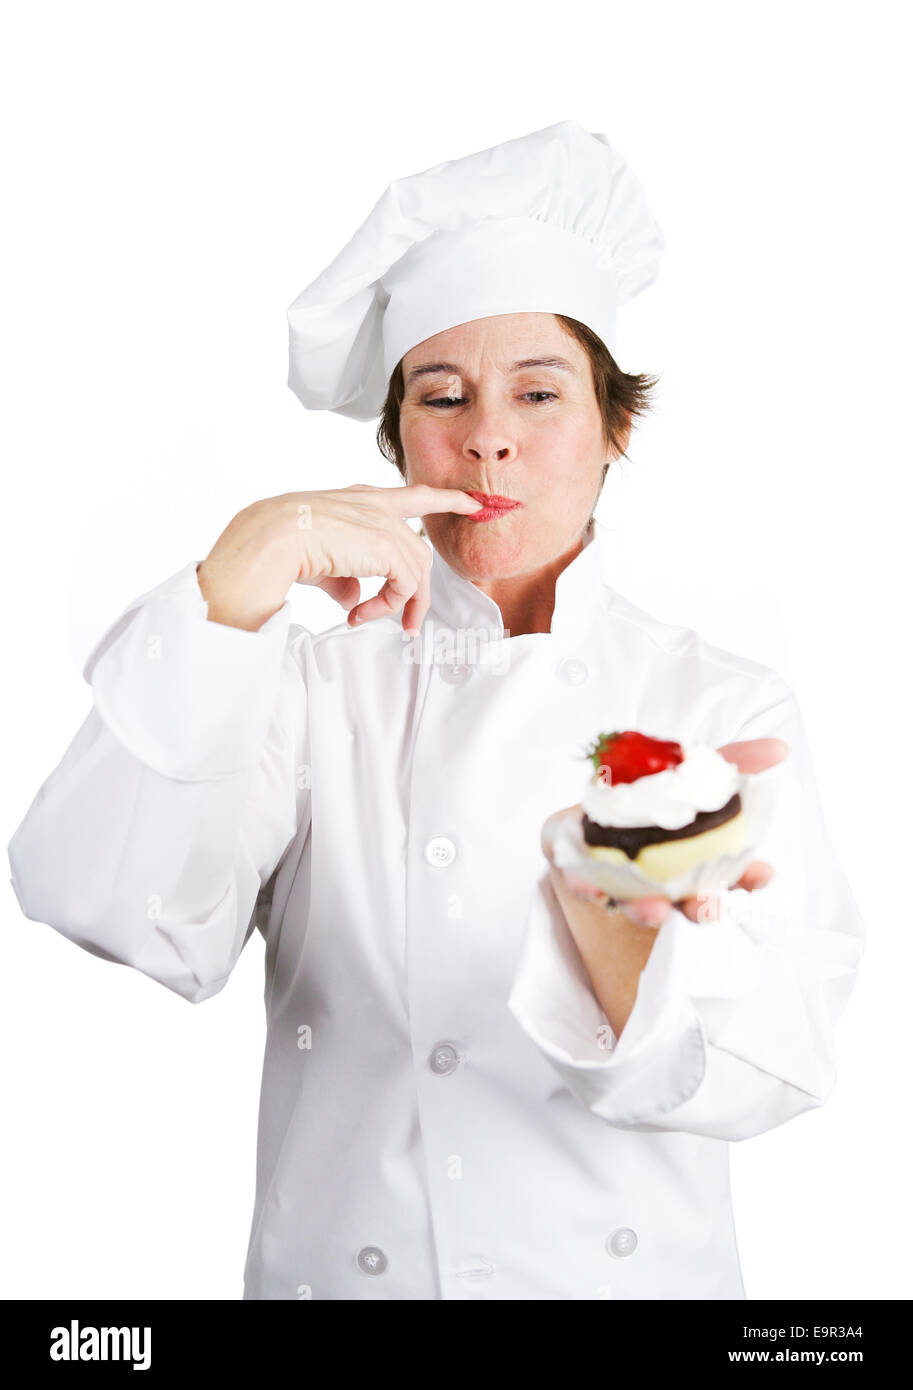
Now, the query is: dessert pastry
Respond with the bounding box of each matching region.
[581,730,746,884]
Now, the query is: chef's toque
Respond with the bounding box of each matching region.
[287,120,665,422]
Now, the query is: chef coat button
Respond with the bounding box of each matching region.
[440,662,472,684]
[356,1245,388,1275]
[607,1227,638,1258]
[425,836,456,867]
[557,657,589,685]
[429,1043,461,1076]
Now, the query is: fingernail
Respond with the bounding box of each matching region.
[630,905,665,926]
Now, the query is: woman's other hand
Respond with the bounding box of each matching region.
[541,737,788,928]
[196,483,483,633]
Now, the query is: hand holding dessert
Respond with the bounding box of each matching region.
[541,731,788,928]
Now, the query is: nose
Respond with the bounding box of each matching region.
[461,408,517,467]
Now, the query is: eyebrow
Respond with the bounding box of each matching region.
[405,356,577,383]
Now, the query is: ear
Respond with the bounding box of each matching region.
[617,407,633,457]
[605,410,632,467]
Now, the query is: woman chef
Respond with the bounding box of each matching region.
[8,121,865,1300]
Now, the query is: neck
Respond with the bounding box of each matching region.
[472,535,585,636]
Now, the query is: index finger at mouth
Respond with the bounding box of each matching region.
[393,485,484,517]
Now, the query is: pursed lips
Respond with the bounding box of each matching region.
[463,491,523,522]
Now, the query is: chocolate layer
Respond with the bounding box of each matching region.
[582,792,742,860]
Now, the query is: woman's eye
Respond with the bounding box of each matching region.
[423,390,557,408]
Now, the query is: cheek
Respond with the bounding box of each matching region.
[533,416,605,495]
[400,416,454,484]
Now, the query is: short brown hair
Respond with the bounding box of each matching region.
[376,314,661,487]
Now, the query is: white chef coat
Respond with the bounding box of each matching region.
[7,521,865,1300]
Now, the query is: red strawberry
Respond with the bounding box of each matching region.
[585,730,684,785]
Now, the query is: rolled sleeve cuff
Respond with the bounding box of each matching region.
[507,875,756,1125]
[83,561,294,781]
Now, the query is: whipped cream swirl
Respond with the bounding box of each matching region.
[582,743,740,830]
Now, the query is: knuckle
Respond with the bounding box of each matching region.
[238,496,273,522]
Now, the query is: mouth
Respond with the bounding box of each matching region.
[463,491,523,523]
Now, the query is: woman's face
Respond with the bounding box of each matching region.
[398,312,617,580]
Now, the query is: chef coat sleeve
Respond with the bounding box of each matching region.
[506,676,866,1141]
[7,561,309,1004]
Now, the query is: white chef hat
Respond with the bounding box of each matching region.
[287,120,665,422]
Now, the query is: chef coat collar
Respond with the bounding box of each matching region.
[427,520,605,642]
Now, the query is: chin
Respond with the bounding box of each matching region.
[431,518,543,582]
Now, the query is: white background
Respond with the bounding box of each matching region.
[1,0,908,1300]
